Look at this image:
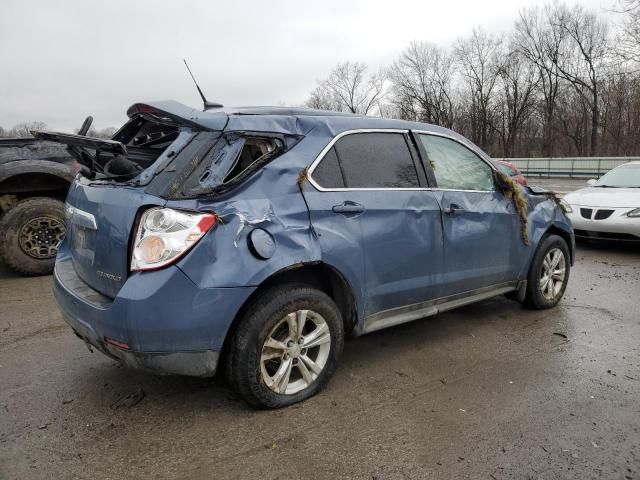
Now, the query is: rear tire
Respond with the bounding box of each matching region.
[0,197,66,276]
[523,234,570,309]
[226,284,344,408]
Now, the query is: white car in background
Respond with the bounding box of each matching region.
[563,161,640,242]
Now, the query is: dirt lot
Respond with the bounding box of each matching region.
[0,240,638,480]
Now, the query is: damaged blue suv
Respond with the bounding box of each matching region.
[37,101,574,408]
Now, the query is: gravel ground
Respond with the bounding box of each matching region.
[0,177,638,479]
[1,243,638,479]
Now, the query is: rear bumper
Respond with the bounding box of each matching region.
[67,316,220,377]
[53,256,256,377]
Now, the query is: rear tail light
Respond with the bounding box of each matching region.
[131,207,217,271]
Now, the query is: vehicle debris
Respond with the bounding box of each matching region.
[495,169,529,245]
[111,389,146,409]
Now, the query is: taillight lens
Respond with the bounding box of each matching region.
[131,207,216,271]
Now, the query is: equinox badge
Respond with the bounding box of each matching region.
[97,271,122,282]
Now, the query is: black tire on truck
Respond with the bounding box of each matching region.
[0,197,66,276]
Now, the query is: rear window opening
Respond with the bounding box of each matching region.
[223,137,278,183]
[178,134,285,198]
[139,130,302,199]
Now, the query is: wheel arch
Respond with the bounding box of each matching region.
[0,160,74,203]
[542,224,575,265]
[219,261,358,369]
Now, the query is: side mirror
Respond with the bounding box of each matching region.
[586,179,597,187]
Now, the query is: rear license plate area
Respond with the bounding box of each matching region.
[72,225,96,263]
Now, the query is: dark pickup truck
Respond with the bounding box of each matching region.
[0,138,74,275]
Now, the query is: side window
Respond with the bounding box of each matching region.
[333,132,419,188]
[418,135,494,191]
[312,147,345,188]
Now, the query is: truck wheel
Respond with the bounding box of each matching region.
[226,284,344,408]
[523,234,570,309]
[0,197,66,276]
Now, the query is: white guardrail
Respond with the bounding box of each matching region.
[495,157,640,178]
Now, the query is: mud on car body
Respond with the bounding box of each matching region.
[38,101,575,408]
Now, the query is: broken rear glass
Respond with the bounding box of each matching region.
[145,131,301,199]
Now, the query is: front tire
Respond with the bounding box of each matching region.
[226,284,344,408]
[523,234,570,309]
[0,197,66,276]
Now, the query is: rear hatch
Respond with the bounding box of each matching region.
[35,102,298,297]
[34,102,227,297]
[65,182,164,297]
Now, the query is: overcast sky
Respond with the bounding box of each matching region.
[0,0,610,131]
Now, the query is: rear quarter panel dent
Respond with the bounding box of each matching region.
[175,157,323,289]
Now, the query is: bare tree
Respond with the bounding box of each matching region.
[491,48,539,157]
[615,0,640,63]
[553,4,611,156]
[306,83,340,111]
[454,28,503,150]
[305,1,640,158]
[557,86,591,155]
[388,41,455,127]
[307,61,386,115]
[600,69,640,155]
[87,127,118,139]
[515,4,566,156]
[8,121,47,137]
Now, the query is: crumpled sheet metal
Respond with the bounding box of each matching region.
[514,190,574,276]
[174,151,324,290]
[216,199,277,247]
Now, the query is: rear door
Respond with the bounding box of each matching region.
[414,132,519,295]
[304,130,445,323]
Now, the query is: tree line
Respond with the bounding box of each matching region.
[306,1,640,158]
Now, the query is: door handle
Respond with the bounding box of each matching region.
[444,204,465,215]
[332,202,365,215]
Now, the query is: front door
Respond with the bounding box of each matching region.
[414,132,520,295]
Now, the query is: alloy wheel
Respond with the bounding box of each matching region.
[260,309,331,395]
[540,247,566,301]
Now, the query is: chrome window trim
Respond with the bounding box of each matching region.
[307,128,498,193]
[307,129,417,192]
